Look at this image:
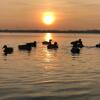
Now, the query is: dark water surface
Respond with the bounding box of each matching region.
[0,33,100,100]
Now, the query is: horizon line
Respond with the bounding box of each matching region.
[0,29,100,33]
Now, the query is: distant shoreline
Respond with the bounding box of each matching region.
[0,29,100,33]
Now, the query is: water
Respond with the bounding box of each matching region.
[0,33,100,100]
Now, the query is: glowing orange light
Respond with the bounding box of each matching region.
[45,33,52,41]
[42,12,55,25]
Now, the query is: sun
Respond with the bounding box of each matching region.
[42,12,55,25]
[44,16,53,25]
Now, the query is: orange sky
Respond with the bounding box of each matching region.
[0,0,100,30]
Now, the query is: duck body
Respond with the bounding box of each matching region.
[18,44,32,51]
[47,44,58,49]
[42,39,52,45]
[71,39,84,48]
[96,43,100,48]
[26,41,37,47]
[42,41,49,45]
[3,45,13,55]
[47,42,58,49]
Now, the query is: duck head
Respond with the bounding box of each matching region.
[3,45,7,49]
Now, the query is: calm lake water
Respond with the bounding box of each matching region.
[0,33,100,100]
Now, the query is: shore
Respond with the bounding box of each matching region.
[0,29,100,33]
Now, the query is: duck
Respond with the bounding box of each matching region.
[18,44,32,51]
[42,39,52,45]
[47,42,58,49]
[26,41,37,47]
[96,43,100,48]
[3,45,13,55]
[71,39,84,48]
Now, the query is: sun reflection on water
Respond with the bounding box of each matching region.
[43,49,55,70]
[45,33,52,41]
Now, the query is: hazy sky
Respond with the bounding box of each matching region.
[0,0,100,30]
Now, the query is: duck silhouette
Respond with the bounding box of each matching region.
[26,41,37,47]
[71,39,84,48]
[96,43,100,48]
[18,44,32,51]
[3,45,13,55]
[47,41,58,49]
[42,39,52,45]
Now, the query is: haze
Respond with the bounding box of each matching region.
[0,0,100,30]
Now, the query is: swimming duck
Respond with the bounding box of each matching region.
[47,42,58,49]
[3,45,13,55]
[96,43,100,48]
[71,39,84,48]
[42,39,52,45]
[18,44,32,51]
[26,41,37,47]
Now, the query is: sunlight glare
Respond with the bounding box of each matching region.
[42,12,55,25]
[45,33,52,41]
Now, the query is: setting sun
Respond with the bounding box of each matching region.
[42,12,55,25]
